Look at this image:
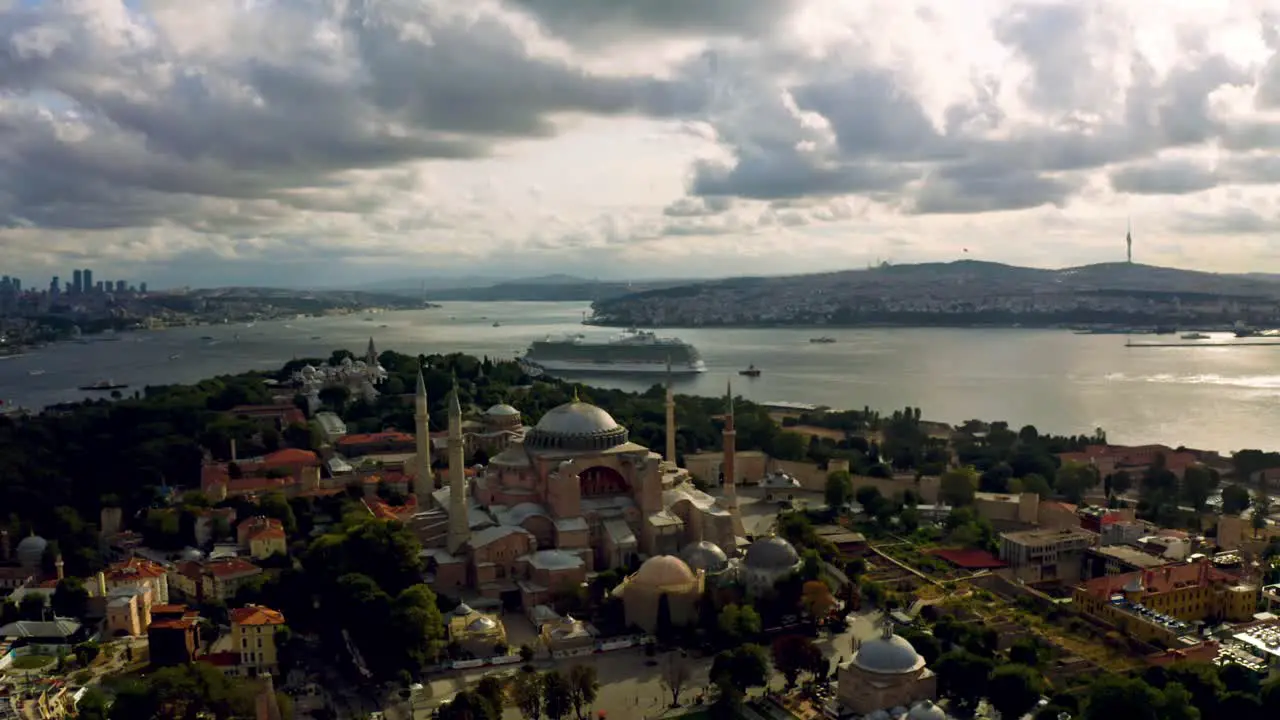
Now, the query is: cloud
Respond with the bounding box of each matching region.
[4,0,1280,286]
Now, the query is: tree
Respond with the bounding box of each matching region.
[1180,465,1218,512]
[51,578,89,619]
[659,653,694,707]
[1019,473,1054,499]
[940,467,978,506]
[855,485,884,514]
[439,691,497,720]
[77,688,110,720]
[1252,488,1270,538]
[655,593,674,643]
[542,670,574,720]
[1008,639,1042,668]
[934,649,994,712]
[825,470,854,510]
[519,644,535,664]
[771,635,824,689]
[898,627,941,665]
[988,664,1046,720]
[1222,484,1252,515]
[801,581,837,620]
[716,603,761,643]
[566,664,598,720]
[711,644,770,698]
[512,670,544,720]
[1054,461,1099,504]
[1111,470,1133,496]
[1082,675,1161,720]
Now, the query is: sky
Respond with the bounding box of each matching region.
[3,0,1280,288]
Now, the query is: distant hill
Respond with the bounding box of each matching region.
[421,277,695,302]
[589,261,1280,328]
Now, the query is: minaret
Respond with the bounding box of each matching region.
[54,553,64,581]
[664,358,677,465]
[721,381,744,535]
[412,368,433,501]
[446,382,471,555]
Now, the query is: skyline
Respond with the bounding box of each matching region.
[2,1,1280,287]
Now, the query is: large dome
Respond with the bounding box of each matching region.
[853,631,925,674]
[16,534,47,571]
[525,401,629,452]
[744,536,800,570]
[680,541,729,573]
[486,404,521,417]
[632,555,696,587]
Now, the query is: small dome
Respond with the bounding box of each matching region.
[302,364,316,374]
[453,603,474,616]
[486,404,520,417]
[853,633,924,674]
[179,548,205,562]
[632,555,696,587]
[908,701,947,720]
[680,541,729,573]
[468,616,498,632]
[16,534,47,570]
[744,536,800,570]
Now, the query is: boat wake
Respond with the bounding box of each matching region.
[1105,372,1280,390]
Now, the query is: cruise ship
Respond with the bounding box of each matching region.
[521,330,706,375]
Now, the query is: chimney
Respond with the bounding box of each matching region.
[55,553,64,581]
[230,438,238,462]
[0,529,9,562]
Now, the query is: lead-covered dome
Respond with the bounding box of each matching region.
[744,536,800,570]
[486,404,520,417]
[853,628,925,674]
[526,401,629,451]
[16,534,47,571]
[908,701,947,720]
[632,555,696,587]
[680,541,729,573]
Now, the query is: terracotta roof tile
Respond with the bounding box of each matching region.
[230,604,285,626]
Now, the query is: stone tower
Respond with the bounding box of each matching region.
[721,381,744,535]
[446,382,471,555]
[664,358,677,464]
[412,368,433,501]
[365,337,379,383]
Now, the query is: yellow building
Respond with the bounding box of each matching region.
[229,604,286,677]
[1072,561,1258,644]
[446,603,508,658]
[237,517,288,560]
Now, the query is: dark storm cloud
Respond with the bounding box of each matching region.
[673,1,1274,216]
[508,0,801,41]
[0,0,707,233]
[1108,159,1219,196]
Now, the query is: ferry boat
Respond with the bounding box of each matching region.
[1181,332,1209,340]
[79,379,129,391]
[809,337,836,344]
[522,329,706,375]
[739,364,762,377]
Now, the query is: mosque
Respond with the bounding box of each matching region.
[829,619,944,720]
[407,367,748,610]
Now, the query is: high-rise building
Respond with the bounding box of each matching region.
[72,269,83,295]
[50,277,60,296]
[12,279,20,293]
[115,280,126,293]
[83,269,94,292]
[96,281,104,292]
[139,282,148,294]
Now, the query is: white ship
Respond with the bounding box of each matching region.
[521,329,706,375]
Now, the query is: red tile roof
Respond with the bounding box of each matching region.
[1081,561,1225,599]
[230,604,285,626]
[106,557,167,581]
[261,448,319,467]
[336,431,415,447]
[202,651,240,667]
[204,558,262,579]
[229,405,306,426]
[148,617,198,631]
[928,548,1008,570]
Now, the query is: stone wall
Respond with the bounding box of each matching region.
[769,459,940,504]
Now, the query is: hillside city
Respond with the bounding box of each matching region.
[1,347,1279,720]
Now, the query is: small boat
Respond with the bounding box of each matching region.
[1181,333,1209,340]
[1235,328,1261,338]
[79,380,129,391]
[809,337,836,344]
[739,364,762,377]
[28,370,45,376]
[310,335,322,340]
[492,322,501,327]
[379,324,388,329]
[168,353,182,360]
[200,335,214,341]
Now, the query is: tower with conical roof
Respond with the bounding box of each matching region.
[721,381,744,535]
[446,381,470,555]
[365,337,381,384]
[412,368,433,501]
[664,358,677,465]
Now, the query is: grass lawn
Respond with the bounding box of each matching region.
[10,655,54,670]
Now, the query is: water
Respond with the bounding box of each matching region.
[1,302,1279,452]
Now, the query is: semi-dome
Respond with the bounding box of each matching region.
[908,701,947,720]
[632,555,696,587]
[453,603,474,616]
[468,616,498,632]
[525,401,629,452]
[16,534,47,570]
[744,536,800,570]
[680,541,729,573]
[486,404,521,417]
[853,627,925,674]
